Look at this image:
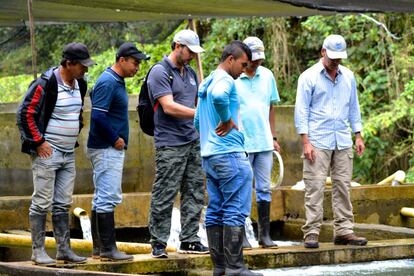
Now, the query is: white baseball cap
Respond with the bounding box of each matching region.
[243,36,265,61]
[322,34,348,59]
[173,29,205,53]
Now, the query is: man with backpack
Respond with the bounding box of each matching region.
[16,42,95,265]
[87,42,149,261]
[146,29,208,258]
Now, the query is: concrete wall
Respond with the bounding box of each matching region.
[0,96,303,196]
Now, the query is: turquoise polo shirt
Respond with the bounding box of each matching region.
[195,69,245,157]
[235,66,280,153]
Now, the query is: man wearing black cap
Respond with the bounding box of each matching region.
[87,42,149,261]
[16,42,95,266]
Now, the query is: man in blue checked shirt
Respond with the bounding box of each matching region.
[294,34,367,249]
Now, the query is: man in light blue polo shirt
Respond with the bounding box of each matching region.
[295,34,367,249]
[87,42,149,261]
[235,36,280,249]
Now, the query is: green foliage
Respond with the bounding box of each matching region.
[1,15,414,184]
[86,24,177,95]
[0,74,33,103]
[0,21,181,77]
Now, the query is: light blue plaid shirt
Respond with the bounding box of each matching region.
[294,61,362,150]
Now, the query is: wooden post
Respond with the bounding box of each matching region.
[188,18,204,82]
[27,0,37,79]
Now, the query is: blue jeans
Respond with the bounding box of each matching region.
[30,148,76,216]
[202,152,253,227]
[249,151,273,202]
[87,147,125,213]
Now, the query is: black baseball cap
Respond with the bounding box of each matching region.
[62,42,96,67]
[116,42,150,61]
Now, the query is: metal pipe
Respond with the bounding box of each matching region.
[73,207,88,218]
[270,150,284,190]
[0,233,175,254]
[401,207,414,218]
[377,170,406,186]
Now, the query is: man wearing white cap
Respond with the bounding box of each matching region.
[147,29,208,258]
[235,36,280,249]
[295,34,367,248]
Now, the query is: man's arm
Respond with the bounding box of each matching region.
[157,94,195,119]
[90,109,124,150]
[349,76,363,134]
[269,104,280,152]
[348,75,365,156]
[295,74,315,162]
[301,133,315,162]
[211,77,237,136]
[16,82,47,147]
[354,132,365,156]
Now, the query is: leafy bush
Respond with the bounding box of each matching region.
[0,74,33,103]
[1,16,414,183]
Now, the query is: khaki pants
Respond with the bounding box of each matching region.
[301,147,355,238]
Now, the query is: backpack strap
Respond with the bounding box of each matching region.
[151,59,174,112]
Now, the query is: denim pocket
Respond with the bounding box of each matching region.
[208,154,238,180]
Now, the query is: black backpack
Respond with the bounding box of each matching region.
[137,60,173,136]
[137,60,198,136]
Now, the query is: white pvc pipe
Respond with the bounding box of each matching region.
[270,150,284,190]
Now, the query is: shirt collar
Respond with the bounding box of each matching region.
[163,55,178,70]
[105,67,125,84]
[317,59,343,76]
[240,66,262,79]
[54,67,79,90]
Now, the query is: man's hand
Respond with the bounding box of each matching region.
[303,142,316,162]
[36,141,53,158]
[114,137,125,150]
[273,140,281,152]
[355,135,365,156]
[215,119,238,136]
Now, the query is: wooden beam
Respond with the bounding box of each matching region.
[27,0,37,79]
[188,18,203,83]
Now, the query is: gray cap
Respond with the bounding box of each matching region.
[173,29,205,53]
[243,36,265,61]
[322,34,348,59]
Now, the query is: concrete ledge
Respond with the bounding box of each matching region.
[0,191,284,231]
[0,261,143,276]
[2,238,414,275]
[282,218,414,241]
[281,185,414,228]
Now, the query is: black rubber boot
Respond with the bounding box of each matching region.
[97,212,133,261]
[223,226,263,276]
[242,230,252,250]
[206,225,226,276]
[91,210,100,259]
[29,214,55,266]
[52,213,87,264]
[257,201,278,248]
